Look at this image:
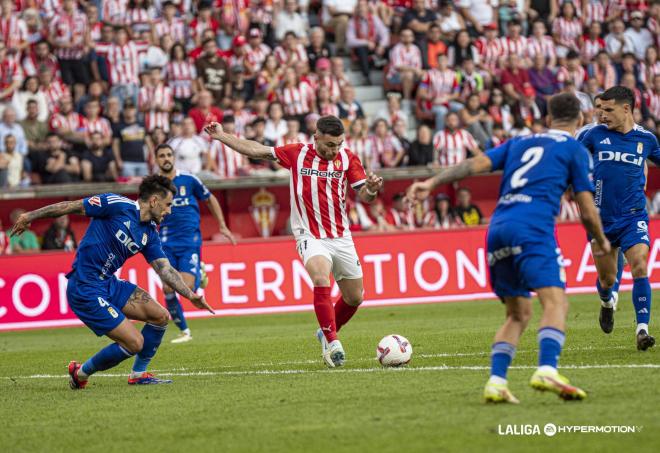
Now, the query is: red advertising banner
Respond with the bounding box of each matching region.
[1,222,660,331]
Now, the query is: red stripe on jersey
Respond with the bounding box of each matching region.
[315,158,334,236]
[300,150,319,237]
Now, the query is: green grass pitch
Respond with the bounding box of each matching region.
[1,292,659,453]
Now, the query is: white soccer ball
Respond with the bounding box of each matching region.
[377,334,412,367]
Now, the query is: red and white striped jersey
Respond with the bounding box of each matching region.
[346,136,373,170]
[278,83,315,116]
[527,36,556,62]
[475,37,503,70]
[640,61,660,87]
[22,52,60,79]
[583,1,605,25]
[590,63,617,89]
[83,116,112,139]
[189,17,219,43]
[245,43,271,73]
[40,80,67,113]
[90,22,102,42]
[272,143,367,240]
[422,68,458,98]
[370,133,403,168]
[0,57,22,97]
[499,36,528,58]
[581,37,605,62]
[49,110,84,133]
[165,60,197,99]
[102,0,127,25]
[389,208,415,230]
[316,74,343,103]
[139,83,173,132]
[154,18,186,44]
[124,7,155,35]
[40,0,62,21]
[273,43,307,66]
[433,129,478,167]
[387,43,422,78]
[0,14,27,51]
[644,89,660,119]
[224,108,254,136]
[552,17,583,50]
[557,65,586,90]
[50,10,88,60]
[95,41,149,86]
[209,139,246,178]
[319,102,339,117]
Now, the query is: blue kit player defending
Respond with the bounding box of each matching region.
[9,176,214,389]
[407,93,610,403]
[579,86,660,350]
[155,144,235,343]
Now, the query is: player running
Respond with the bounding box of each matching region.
[155,144,236,344]
[9,176,214,389]
[407,93,610,403]
[579,86,660,350]
[204,116,383,368]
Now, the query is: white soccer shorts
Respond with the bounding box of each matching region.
[295,235,363,281]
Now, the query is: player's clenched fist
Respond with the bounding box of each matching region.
[365,172,383,193]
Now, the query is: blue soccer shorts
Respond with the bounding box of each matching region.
[163,245,201,290]
[601,212,650,253]
[66,276,137,336]
[487,224,566,299]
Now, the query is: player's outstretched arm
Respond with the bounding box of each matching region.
[204,122,275,161]
[357,173,384,204]
[574,191,611,255]
[150,258,215,314]
[9,200,85,237]
[406,154,493,204]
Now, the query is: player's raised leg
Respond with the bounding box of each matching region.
[592,240,619,333]
[625,243,655,350]
[163,270,197,344]
[484,297,531,404]
[530,287,586,400]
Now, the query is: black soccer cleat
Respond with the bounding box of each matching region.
[636,330,656,351]
[599,305,614,334]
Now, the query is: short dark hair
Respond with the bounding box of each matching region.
[154,143,173,157]
[548,93,582,123]
[316,116,344,136]
[600,86,635,111]
[222,114,235,124]
[457,187,471,194]
[138,174,176,201]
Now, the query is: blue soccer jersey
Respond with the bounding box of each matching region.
[159,171,211,249]
[579,124,660,222]
[575,122,599,141]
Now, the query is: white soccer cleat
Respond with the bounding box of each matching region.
[171,332,193,344]
[327,340,346,367]
[316,328,334,368]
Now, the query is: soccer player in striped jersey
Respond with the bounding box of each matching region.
[155,144,235,344]
[205,116,384,368]
[9,176,214,389]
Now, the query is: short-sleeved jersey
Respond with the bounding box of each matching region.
[69,193,166,283]
[486,129,593,233]
[271,142,367,240]
[159,171,211,249]
[575,122,599,141]
[579,124,660,221]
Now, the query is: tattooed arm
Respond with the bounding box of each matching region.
[150,258,215,313]
[10,200,85,237]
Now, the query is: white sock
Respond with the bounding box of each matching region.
[537,365,557,374]
[601,298,614,308]
[488,375,507,385]
[77,368,89,380]
[636,323,649,335]
[183,328,191,336]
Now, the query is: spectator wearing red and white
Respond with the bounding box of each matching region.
[375,91,409,130]
[48,0,91,97]
[313,57,343,103]
[245,28,271,77]
[346,0,389,83]
[587,50,617,90]
[346,117,373,170]
[457,0,497,34]
[557,51,586,91]
[0,0,28,59]
[274,31,308,68]
[94,26,148,107]
[604,19,635,62]
[619,0,649,22]
[48,96,86,146]
[580,21,605,64]
[165,43,197,113]
[337,84,365,125]
[620,73,644,112]
[388,193,416,230]
[475,23,504,74]
[40,0,62,22]
[278,67,315,123]
[84,4,102,43]
[82,99,112,147]
[0,42,22,105]
[512,86,544,128]
[264,101,287,143]
[256,53,282,102]
[526,20,557,69]
[640,47,660,90]
[276,117,307,147]
[138,66,173,133]
[168,117,209,174]
[424,193,463,229]
[387,28,423,100]
[643,74,660,121]
[330,56,350,88]
[208,115,248,178]
[625,11,654,61]
[371,118,405,168]
[103,0,128,26]
[499,20,528,61]
[189,2,219,47]
[433,112,481,167]
[552,1,583,57]
[152,1,185,44]
[559,191,581,222]
[501,53,533,103]
[38,67,66,114]
[317,85,340,118]
[188,90,224,134]
[227,35,249,74]
[417,53,461,132]
[582,0,605,26]
[23,40,60,80]
[649,2,660,48]
[124,0,157,37]
[488,88,514,133]
[224,96,254,137]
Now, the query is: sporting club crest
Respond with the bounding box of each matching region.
[249,188,279,238]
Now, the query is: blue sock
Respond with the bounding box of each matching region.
[596,279,613,303]
[632,277,651,326]
[132,323,167,373]
[538,327,565,369]
[81,343,134,376]
[613,251,624,293]
[165,293,188,332]
[490,342,516,379]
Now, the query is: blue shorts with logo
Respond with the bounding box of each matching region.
[66,275,137,336]
[163,245,201,290]
[487,223,566,299]
[601,212,650,253]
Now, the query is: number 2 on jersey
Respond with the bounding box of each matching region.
[510,146,544,188]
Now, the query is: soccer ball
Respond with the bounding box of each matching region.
[377,334,412,367]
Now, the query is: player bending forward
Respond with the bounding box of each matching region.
[205,116,383,367]
[408,94,610,403]
[155,144,236,343]
[10,176,214,389]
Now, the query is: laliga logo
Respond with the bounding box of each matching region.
[597,151,643,166]
[115,230,141,254]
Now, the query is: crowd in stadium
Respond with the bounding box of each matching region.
[0,0,659,242]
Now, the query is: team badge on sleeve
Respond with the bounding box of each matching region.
[89,196,101,207]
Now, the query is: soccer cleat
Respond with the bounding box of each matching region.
[599,301,615,334]
[171,332,193,344]
[316,328,334,368]
[636,330,656,351]
[127,372,173,385]
[327,340,346,367]
[68,361,88,390]
[483,381,520,404]
[530,369,587,401]
[199,262,209,289]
